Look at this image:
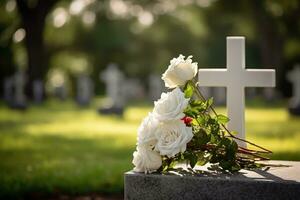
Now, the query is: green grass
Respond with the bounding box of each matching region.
[0,99,299,198]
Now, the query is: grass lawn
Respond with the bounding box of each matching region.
[0,99,299,198]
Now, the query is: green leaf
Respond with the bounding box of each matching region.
[206,97,213,108]
[194,129,210,146]
[190,100,204,106]
[220,138,238,160]
[227,140,238,159]
[220,160,241,172]
[185,152,198,168]
[210,134,217,143]
[197,152,211,166]
[216,114,230,124]
[219,160,231,171]
[231,163,241,172]
[184,82,194,98]
[196,114,209,126]
[184,107,198,118]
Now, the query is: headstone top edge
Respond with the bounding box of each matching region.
[227,36,245,40]
[125,160,300,183]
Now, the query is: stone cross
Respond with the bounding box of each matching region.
[198,37,276,147]
[100,63,125,108]
[287,65,300,107]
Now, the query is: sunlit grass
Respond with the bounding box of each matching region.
[0,100,299,198]
[0,100,142,198]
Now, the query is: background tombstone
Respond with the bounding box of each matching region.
[263,88,277,102]
[287,65,300,116]
[54,83,68,101]
[198,87,212,100]
[33,80,44,104]
[3,77,14,104]
[212,87,226,105]
[76,74,94,107]
[99,63,125,115]
[122,78,145,102]
[198,87,225,106]
[246,88,257,100]
[12,71,27,109]
[148,74,164,101]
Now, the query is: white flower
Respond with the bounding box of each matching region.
[137,113,159,147]
[132,146,162,173]
[155,120,193,158]
[153,88,189,121]
[162,54,198,88]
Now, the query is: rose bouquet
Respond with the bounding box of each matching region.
[132,55,273,173]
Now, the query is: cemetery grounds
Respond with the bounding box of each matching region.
[0,99,299,198]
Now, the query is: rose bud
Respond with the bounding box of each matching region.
[181,116,193,126]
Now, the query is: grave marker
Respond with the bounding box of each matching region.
[12,71,27,109]
[76,74,94,106]
[198,37,275,146]
[99,63,125,115]
[33,80,44,103]
[287,65,300,115]
[148,74,164,101]
[3,77,14,103]
[125,161,300,200]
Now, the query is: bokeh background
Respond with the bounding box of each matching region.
[0,0,300,199]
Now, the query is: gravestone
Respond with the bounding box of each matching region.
[76,74,94,106]
[54,83,68,101]
[124,36,299,200]
[213,87,226,105]
[3,77,14,103]
[54,86,67,101]
[33,80,44,104]
[125,161,300,200]
[12,71,27,109]
[122,78,145,102]
[263,88,277,102]
[148,74,164,101]
[287,65,300,116]
[246,87,257,99]
[198,87,212,101]
[198,37,275,147]
[98,63,125,115]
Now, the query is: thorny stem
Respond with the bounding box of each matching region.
[237,148,269,160]
[187,143,267,162]
[191,79,272,154]
[239,146,270,154]
[201,144,269,161]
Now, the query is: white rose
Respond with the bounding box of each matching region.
[132,146,162,173]
[155,120,193,158]
[162,54,198,88]
[137,113,159,147]
[153,88,189,121]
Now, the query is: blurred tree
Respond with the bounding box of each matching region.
[0,1,17,97]
[1,0,299,100]
[201,0,300,96]
[16,0,59,97]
